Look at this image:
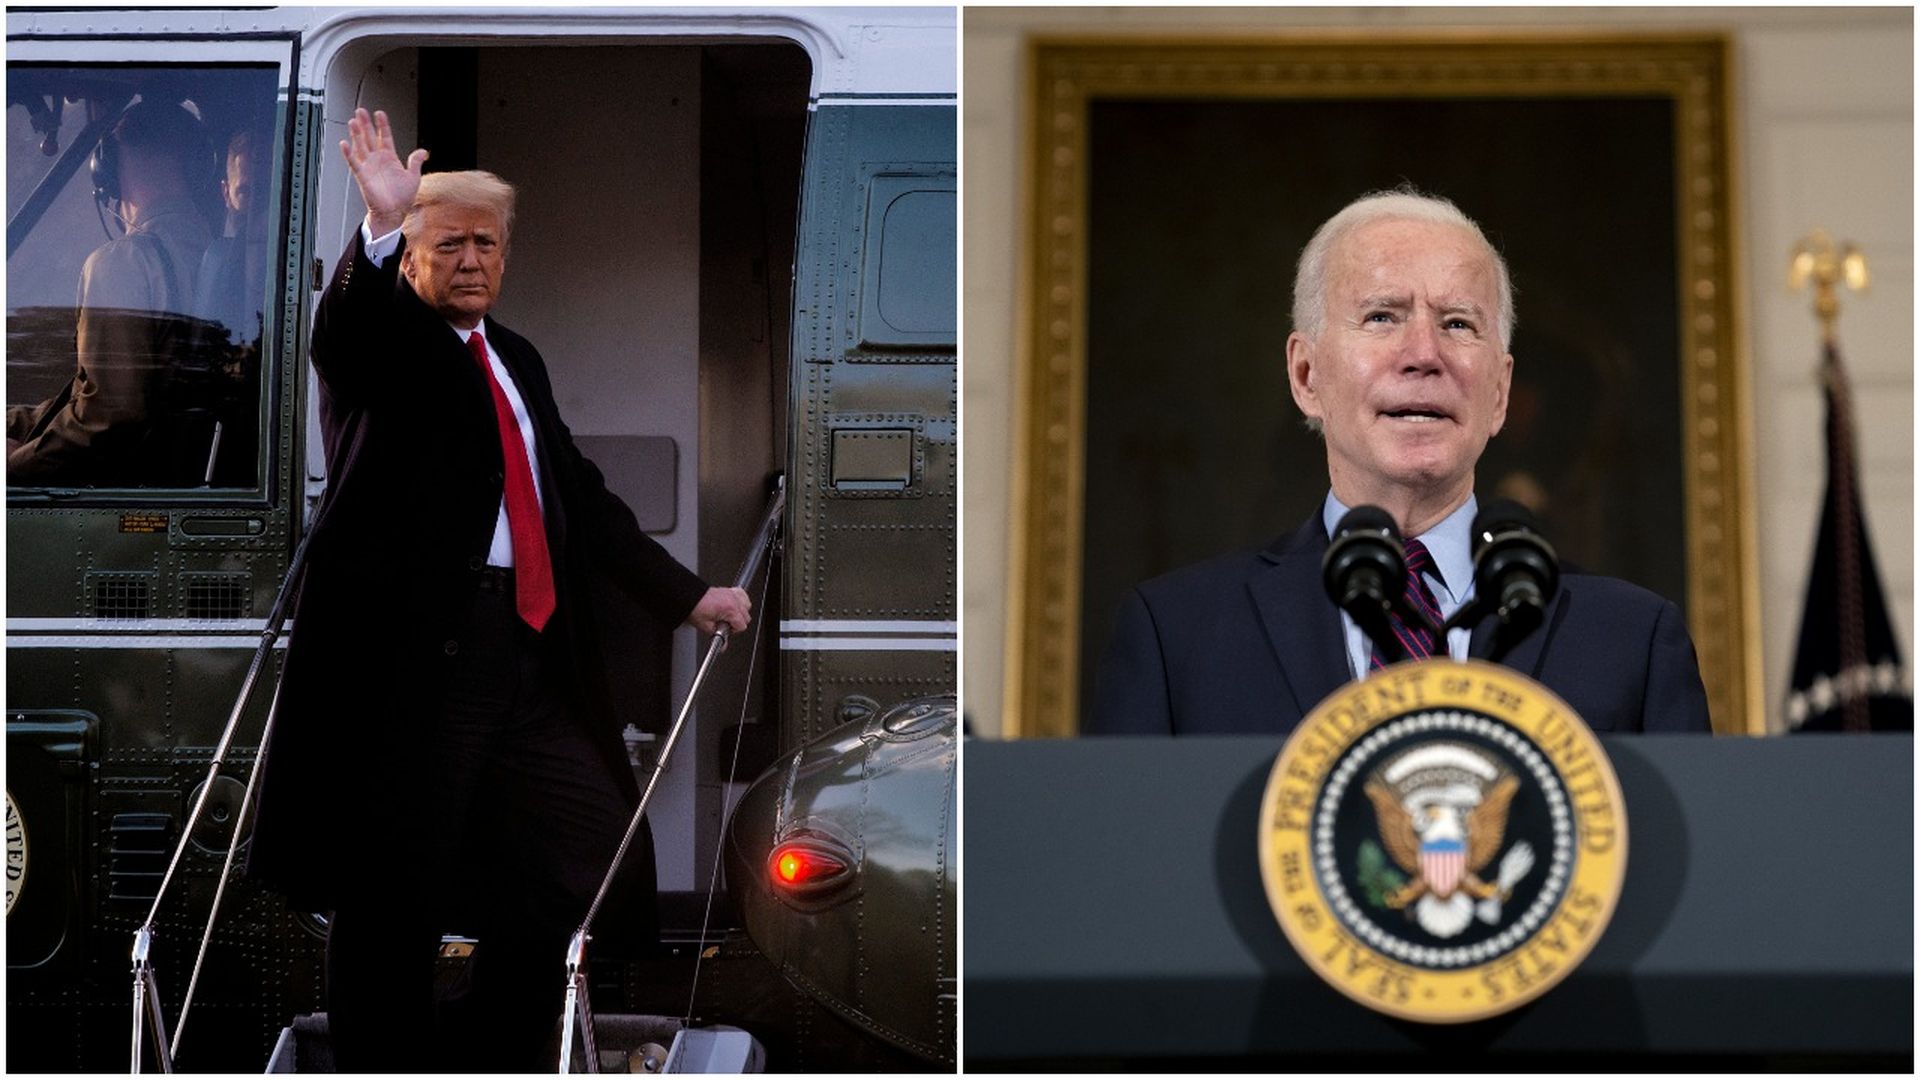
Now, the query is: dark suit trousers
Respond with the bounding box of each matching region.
[326,570,633,1073]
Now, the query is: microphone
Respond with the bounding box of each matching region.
[1323,505,1437,665]
[1472,499,1559,624]
[1440,499,1560,658]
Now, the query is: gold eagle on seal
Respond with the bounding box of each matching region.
[1363,742,1535,938]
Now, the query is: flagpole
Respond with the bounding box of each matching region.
[1783,230,1908,733]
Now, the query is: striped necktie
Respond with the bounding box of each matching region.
[1369,537,1442,670]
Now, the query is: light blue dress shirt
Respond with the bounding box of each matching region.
[1322,492,1479,679]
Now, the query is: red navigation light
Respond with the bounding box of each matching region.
[776,850,805,883]
[768,839,851,892]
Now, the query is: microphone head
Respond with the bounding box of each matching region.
[1334,504,1402,542]
[1472,497,1541,557]
[1472,497,1559,612]
[1323,505,1405,611]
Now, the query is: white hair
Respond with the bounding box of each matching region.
[1291,187,1515,350]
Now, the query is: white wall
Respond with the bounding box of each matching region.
[481,46,702,568]
[1741,20,1914,731]
[962,6,1915,736]
[479,46,708,886]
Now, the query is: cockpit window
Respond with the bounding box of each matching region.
[6,65,282,494]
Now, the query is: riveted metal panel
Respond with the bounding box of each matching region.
[785,103,955,749]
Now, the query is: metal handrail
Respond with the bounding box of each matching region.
[129,524,314,1072]
[558,476,785,1073]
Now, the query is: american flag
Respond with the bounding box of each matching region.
[1786,342,1912,731]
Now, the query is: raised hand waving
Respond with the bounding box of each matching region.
[339,107,428,237]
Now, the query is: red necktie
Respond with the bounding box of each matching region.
[1369,537,1443,670]
[468,331,556,632]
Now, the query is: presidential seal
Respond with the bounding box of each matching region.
[6,790,25,917]
[1257,659,1626,1023]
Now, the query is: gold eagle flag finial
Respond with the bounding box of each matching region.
[1789,229,1869,349]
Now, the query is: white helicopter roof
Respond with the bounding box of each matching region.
[5,6,957,103]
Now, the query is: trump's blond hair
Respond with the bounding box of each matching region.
[401,170,517,248]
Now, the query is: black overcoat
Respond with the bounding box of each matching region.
[247,231,706,912]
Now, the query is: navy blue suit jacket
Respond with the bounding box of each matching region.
[1088,512,1712,735]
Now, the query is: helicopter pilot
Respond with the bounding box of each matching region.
[6,100,213,485]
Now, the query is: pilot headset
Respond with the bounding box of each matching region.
[89,99,216,211]
[88,126,121,206]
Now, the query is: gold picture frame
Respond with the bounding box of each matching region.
[1006,33,1761,737]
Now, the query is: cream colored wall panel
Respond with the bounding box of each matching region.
[1747,127,1911,383]
[1759,122,1914,255]
[1758,474,1913,604]
[1760,462,1912,521]
[1760,383,1916,471]
[1742,22,1914,115]
[1823,258,1913,382]
[1756,509,1811,733]
[1874,492,1916,595]
[1750,305,1910,397]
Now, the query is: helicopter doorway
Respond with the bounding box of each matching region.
[349,41,806,900]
